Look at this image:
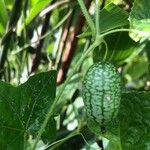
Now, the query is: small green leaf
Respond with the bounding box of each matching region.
[124,56,148,81]
[25,0,52,25]
[129,0,150,41]
[87,118,101,136]
[0,0,8,34]
[99,3,128,33]
[105,135,122,150]
[78,3,129,38]
[0,71,56,149]
[119,92,150,150]
[56,74,81,112]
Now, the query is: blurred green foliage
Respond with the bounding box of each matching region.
[0,0,150,149]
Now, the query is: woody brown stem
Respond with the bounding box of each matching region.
[31,1,55,73]
[31,13,51,73]
[57,0,92,84]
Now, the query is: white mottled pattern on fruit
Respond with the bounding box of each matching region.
[82,62,121,126]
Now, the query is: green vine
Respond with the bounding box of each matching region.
[95,0,100,36]
[77,0,96,37]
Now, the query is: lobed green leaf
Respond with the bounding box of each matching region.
[0,71,56,149]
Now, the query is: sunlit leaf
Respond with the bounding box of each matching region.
[129,0,150,41]
[78,3,129,38]
[0,0,8,34]
[25,0,52,25]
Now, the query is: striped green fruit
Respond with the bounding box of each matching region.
[82,62,121,127]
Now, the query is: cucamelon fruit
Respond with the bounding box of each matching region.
[82,62,121,128]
